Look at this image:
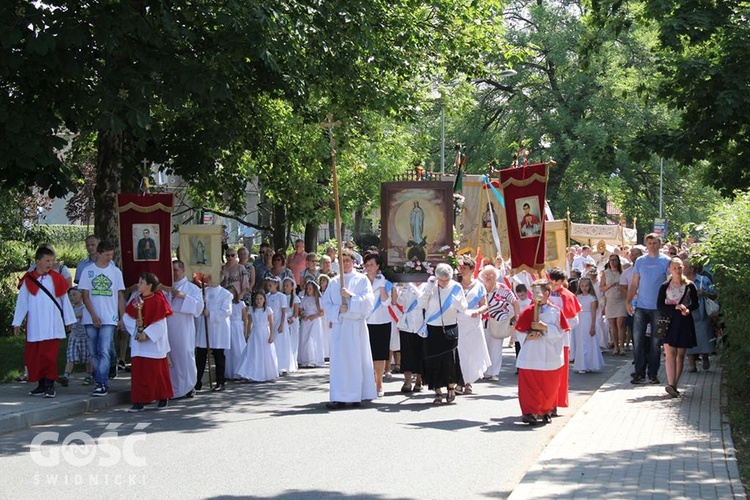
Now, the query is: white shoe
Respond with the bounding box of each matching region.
[377,390,384,398]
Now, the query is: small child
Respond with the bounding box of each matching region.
[224,288,248,380]
[59,287,93,387]
[512,284,531,366]
[298,281,325,368]
[282,277,301,364]
[318,274,332,359]
[236,291,278,382]
[572,278,604,373]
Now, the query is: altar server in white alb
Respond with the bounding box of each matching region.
[123,272,174,412]
[13,246,76,398]
[165,260,203,399]
[322,248,377,409]
[195,273,233,392]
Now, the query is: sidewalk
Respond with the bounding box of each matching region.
[509,355,746,499]
[0,373,131,434]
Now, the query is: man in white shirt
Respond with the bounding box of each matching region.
[78,241,126,397]
[572,245,596,273]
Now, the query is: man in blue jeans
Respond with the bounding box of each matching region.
[79,241,125,396]
[626,234,671,384]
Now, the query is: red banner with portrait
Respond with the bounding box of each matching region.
[116,194,174,287]
[499,163,550,274]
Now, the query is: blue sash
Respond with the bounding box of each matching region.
[369,277,393,319]
[418,284,461,337]
[403,297,419,329]
[466,282,485,309]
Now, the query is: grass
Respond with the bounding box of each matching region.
[728,386,750,492]
[0,334,87,384]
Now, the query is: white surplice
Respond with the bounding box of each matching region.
[165,278,203,397]
[322,270,377,403]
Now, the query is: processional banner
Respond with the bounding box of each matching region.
[499,163,550,273]
[116,194,174,287]
[178,225,224,285]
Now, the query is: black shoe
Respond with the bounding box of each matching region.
[45,387,56,398]
[156,399,168,410]
[521,413,538,425]
[184,389,196,399]
[58,376,69,387]
[630,375,646,385]
[542,413,552,424]
[211,384,225,392]
[108,366,117,379]
[127,404,145,413]
[29,385,46,397]
[194,382,203,391]
[117,359,127,370]
[649,377,660,384]
[551,407,559,417]
[326,401,346,410]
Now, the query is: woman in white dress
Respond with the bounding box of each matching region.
[237,291,278,382]
[224,289,248,380]
[455,255,491,394]
[318,275,332,359]
[572,278,604,373]
[298,281,326,367]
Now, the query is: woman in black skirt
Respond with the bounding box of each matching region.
[395,283,426,393]
[657,257,699,398]
[364,252,393,398]
[418,263,468,404]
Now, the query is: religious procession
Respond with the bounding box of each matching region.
[12,149,719,427]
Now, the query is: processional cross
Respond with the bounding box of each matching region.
[319,114,346,299]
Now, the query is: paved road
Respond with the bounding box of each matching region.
[0,347,629,499]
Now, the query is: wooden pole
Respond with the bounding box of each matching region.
[199,275,214,389]
[320,114,344,299]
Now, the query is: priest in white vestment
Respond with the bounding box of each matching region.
[165,261,204,398]
[322,249,377,408]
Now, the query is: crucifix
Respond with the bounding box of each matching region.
[319,113,345,299]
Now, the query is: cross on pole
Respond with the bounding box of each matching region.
[320,114,345,297]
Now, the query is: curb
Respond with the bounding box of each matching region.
[0,387,131,435]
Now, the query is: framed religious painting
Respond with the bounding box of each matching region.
[178,224,223,285]
[381,181,454,282]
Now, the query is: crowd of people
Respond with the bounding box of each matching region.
[12,232,718,421]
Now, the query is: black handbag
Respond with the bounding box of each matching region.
[438,286,458,340]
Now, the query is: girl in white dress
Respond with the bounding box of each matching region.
[282,277,301,365]
[572,278,604,373]
[224,289,248,380]
[298,281,326,367]
[265,276,297,375]
[237,292,278,382]
[318,274,332,359]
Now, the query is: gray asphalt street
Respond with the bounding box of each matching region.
[0,347,629,499]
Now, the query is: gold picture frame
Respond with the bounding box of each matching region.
[178,224,223,284]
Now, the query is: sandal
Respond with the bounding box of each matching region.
[400,384,413,393]
[464,385,473,395]
[454,386,464,395]
[413,384,423,392]
[446,388,456,404]
[433,393,443,405]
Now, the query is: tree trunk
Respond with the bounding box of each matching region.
[328,220,336,243]
[94,130,124,263]
[353,208,364,238]
[272,202,286,253]
[304,221,318,253]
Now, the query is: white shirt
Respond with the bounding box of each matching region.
[78,263,125,325]
[367,274,393,325]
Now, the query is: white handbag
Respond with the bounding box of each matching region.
[487,317,511,339]
[704,297,720,318]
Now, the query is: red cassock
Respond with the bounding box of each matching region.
[126,292,174,404]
